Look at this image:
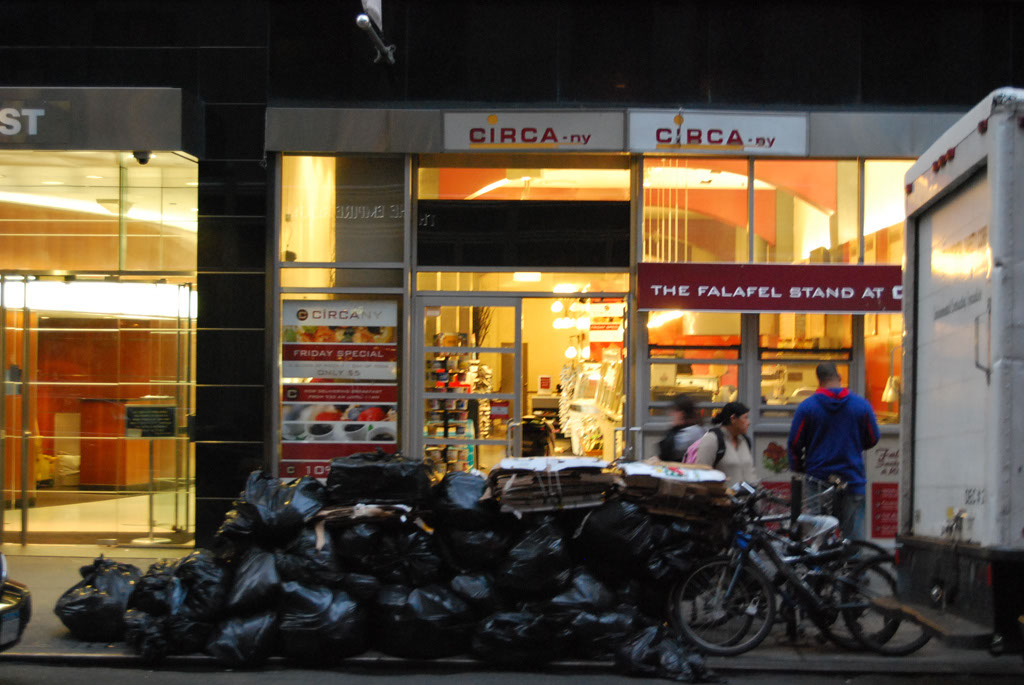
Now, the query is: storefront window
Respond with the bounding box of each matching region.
[759,313,852,414]
[416,271,628,294]
[0,149,197,544]
[753,160,859,264]
[864,160,912,265]
[642,157,749,263]
[0,150,197,272]
[647,311,741,415]
[865,313,903,424]
[280,155,405,275]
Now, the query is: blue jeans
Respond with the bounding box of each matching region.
[839,492,866,541]
[804,478,866,541]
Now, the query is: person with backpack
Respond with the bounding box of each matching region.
[689,401,757,486]
[657,394,705,461]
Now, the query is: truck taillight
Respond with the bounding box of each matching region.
[905,183,914,195]
[947,147,956,160]
[979,119,989,133]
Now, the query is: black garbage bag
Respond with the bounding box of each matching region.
[373,584,476,659]
[646,541,699,582]
[206,611,278,669]
[472,608,573,665]
[337,524,442,586]
[226,549,280,615]
[211,507,257,561]
[131,560,183,616]
[164,611,216,655]
[54,556,142,642]
[576,502,654,580]
[123,609,171,666]
[339,573,381,604]
[615,625,713,682]
[174,549,232,621]
[442,527,511,571]
[334,522,383,567]
[275,525,344,587]
[449,573,499,616]
[495,518,572,597]
[570,611,637,658]
[235,472,325,546]
[616,580,671,621]
[326,450,432,506]
[430,471,498,530]
[548,568,615,616]
[277,582,368,662]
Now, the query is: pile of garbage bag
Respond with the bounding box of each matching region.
[53,454,719,681]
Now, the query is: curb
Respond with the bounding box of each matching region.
[3,648,1023,676]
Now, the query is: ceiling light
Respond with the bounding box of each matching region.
[86,175,103,179]
[41,181,63,185]
[581,345,591,358]
[513,272,542,282]
[465,178,510,200]
[553,283,579,294]
[550,301,564,313]
[564,346,578,359]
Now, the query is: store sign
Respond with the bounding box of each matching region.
[281,300,398,379]
[0,100,71,144]
[867,440,901,539]
[443,111,624,151]
[756,433,900,544]
[628,109,807,156]
[124,405,176,438]
[638,263,902,312]
[280,382,398,470]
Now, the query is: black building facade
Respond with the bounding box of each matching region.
[0,0,1021,547]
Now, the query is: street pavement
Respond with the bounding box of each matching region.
[3,548,1024,679]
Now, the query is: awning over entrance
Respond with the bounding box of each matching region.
[0,87,202,155]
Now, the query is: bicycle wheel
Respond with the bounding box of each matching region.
[840,555,932,655]
[671,556,776,656]
[807,540,893,649]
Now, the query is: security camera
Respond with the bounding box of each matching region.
[132,151,152,165]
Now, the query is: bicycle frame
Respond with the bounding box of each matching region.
[734,523,866,632]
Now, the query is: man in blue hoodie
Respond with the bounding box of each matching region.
[787,361,880,540]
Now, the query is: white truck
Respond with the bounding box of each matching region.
[898,87,1024,652]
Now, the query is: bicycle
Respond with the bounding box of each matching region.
[669,484,919,656]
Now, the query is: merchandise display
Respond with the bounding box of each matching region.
[52,456,720,681]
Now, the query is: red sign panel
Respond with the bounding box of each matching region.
[871,482,900,538]
[282,344,398,362]
[638,263,902,312]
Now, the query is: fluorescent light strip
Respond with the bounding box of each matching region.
[1,281,197,319]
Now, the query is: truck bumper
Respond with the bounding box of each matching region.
[896,535,1024,652]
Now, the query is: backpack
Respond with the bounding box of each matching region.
[684,426,752,469]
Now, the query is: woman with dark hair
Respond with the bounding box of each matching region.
[657,394,705,461]
[691,401,757,485]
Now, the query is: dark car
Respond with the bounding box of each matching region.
[0,552,30,652]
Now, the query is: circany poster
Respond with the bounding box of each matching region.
[282,300,397,380]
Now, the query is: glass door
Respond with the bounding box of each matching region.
[416,297,521,474]
[1,273,195,544]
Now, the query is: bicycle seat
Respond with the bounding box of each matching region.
[794,514,839,547]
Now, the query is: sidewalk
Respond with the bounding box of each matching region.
[3,546,1023,676]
